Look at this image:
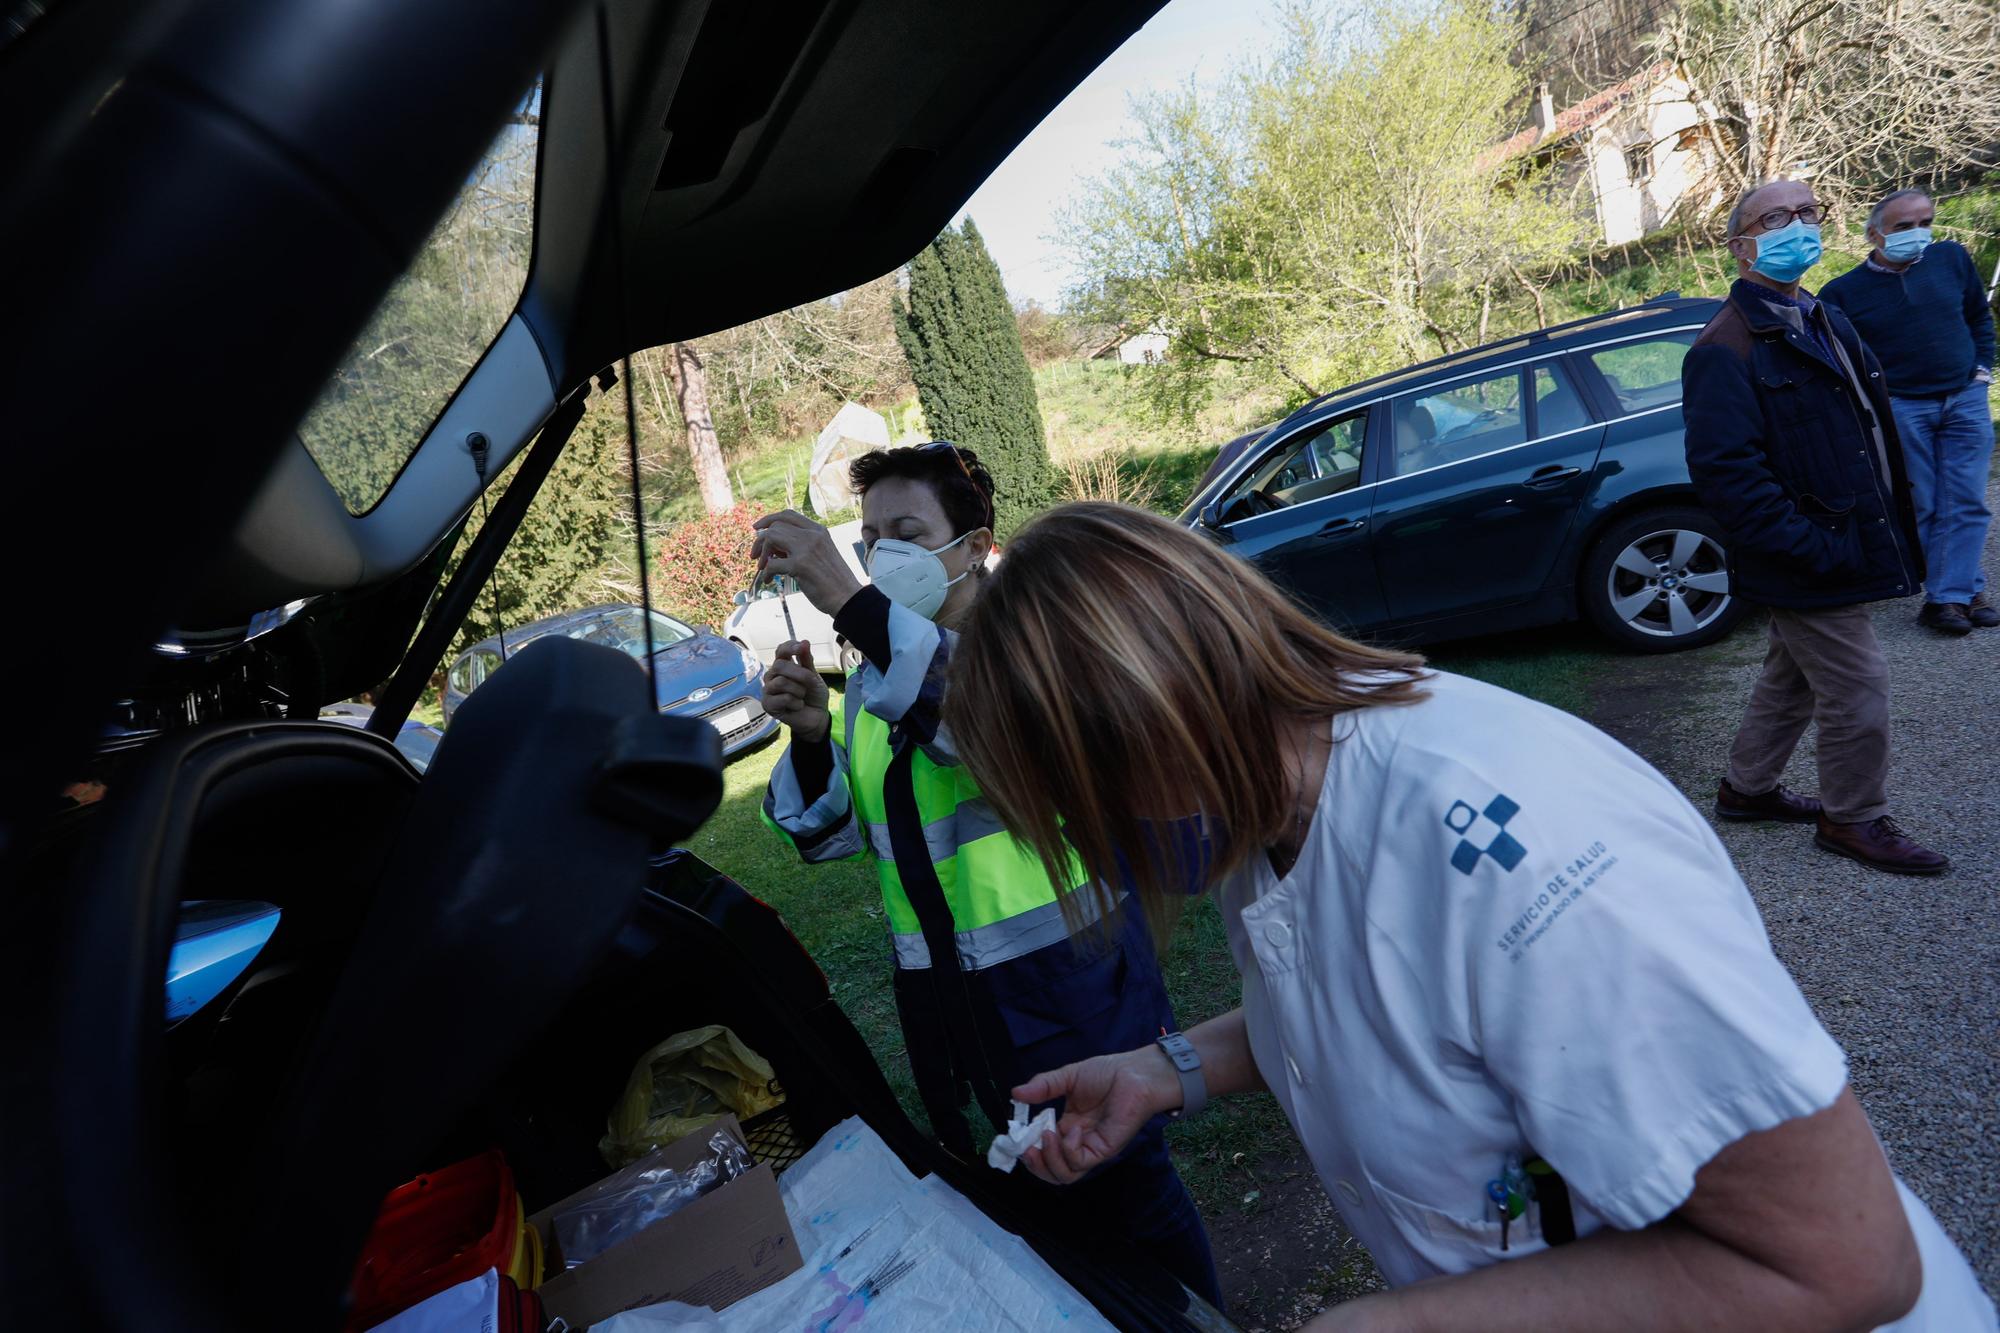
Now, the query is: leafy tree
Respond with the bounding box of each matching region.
[1060,0,1584,419]
[894,219,1057,536]
[444,392,627,658]
[1653,0,2000,222]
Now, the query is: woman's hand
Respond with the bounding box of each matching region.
[751,509,863,616]
[1015,1046,1183,1185]
[761,640,830,743]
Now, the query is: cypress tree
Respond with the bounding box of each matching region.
[894,218,1055,537]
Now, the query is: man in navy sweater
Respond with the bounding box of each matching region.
[1822,189,1997,635]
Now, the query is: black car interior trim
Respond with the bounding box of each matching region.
[0,0,580,847]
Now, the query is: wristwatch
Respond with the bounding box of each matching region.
[1155,1031,1207,1119]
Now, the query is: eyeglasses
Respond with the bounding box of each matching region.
[1739,203,1823,235]
[917,440,994,531]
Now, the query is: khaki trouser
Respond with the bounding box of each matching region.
[1725,605,1891,824]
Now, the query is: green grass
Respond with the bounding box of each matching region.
[1426,622,1616,718]
[410,685,445,729]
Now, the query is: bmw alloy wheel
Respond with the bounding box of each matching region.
[1604,527,1732,639]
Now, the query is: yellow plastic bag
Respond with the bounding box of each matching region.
[600,1025,783,1166]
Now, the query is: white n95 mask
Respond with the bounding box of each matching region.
[868,531,972,619]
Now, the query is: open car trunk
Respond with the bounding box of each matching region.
[470,851,1211,1329]
[20,635,1218,1330]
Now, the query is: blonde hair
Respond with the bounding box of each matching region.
[949,502,1427,939]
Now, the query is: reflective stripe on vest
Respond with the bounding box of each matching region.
[892,888,1123,971]
[845,681,1074,959]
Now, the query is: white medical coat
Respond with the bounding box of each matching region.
[1219,671,1992,1329]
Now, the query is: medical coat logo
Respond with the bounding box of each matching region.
[1445,794,1526,874]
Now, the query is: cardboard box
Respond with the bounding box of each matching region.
[527,1114,801,1329]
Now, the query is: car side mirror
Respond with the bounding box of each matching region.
[1197,500,1224,530]
[731,590,749,607]
[699,623,718,637]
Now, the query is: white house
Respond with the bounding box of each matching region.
[1089,327,1172,365]
[1492,61,1728,245]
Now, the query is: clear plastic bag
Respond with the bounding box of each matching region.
[554,1131,753,1268]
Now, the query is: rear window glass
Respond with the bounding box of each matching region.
[1586,331,1697,416]
[1392,368,1526,474]
[296,86,540,513]
[565,610,695,658]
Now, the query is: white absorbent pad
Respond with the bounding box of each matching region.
[595,1117,1112,1333]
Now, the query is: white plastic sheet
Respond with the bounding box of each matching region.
[596,1118,1113,1333]
[807,403,889,516]
[363,1268,497,1333]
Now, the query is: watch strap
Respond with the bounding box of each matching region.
[1155,1031,1207,1119]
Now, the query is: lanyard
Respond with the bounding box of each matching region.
[880,745,1012,1132]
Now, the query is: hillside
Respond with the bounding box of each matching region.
[670,182,2000,535]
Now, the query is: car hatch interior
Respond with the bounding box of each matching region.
[0,0,1223,1328]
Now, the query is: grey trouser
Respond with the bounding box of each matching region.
[1725,605,1891,824]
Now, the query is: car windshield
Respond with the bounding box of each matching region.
[564,609,694,658]
[294,85,540,513]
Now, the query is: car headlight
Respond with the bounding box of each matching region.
[741,643,764,678]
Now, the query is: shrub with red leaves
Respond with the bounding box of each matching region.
[655,504,758,629]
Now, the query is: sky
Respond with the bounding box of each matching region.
[956,1,1271,309]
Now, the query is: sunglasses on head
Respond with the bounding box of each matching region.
[917,440,993,531]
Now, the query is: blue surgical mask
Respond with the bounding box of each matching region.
[1750,219,1823,284]
[1881,227,1931,263]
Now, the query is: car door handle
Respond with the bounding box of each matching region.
[1315,516,1367,537]
[1523,465,1582,489]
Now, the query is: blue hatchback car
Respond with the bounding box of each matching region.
[443,604,778,758]
[1184,297,1745,653]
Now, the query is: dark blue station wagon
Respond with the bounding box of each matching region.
[1183,298,1743,652]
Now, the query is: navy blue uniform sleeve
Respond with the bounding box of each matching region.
[833,586,893,671]
[791,733,834,806]
[1681,342,1836,572]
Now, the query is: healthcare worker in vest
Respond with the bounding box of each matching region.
[750,445,1220,1306]
[945,502,1994,1333]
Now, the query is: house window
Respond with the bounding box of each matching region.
[1624,142,1653,184]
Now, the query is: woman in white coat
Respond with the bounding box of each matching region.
[945,502,1993,1332]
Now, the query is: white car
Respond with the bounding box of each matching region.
[724,520,870,676]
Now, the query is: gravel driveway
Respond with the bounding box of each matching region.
[1591,474,2000,1298]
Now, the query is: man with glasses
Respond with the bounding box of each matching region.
[1682,179,1947,875]
[1822,188,1997,634]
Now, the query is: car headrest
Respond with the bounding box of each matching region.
[232,635,721,1322]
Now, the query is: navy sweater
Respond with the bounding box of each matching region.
[1820,240,1995,397]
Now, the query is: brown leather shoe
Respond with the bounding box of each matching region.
[1918,602,1974,634]
[1715,779,1822,824]
[1969,592,1999,629]
[1815,816,1950,875]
